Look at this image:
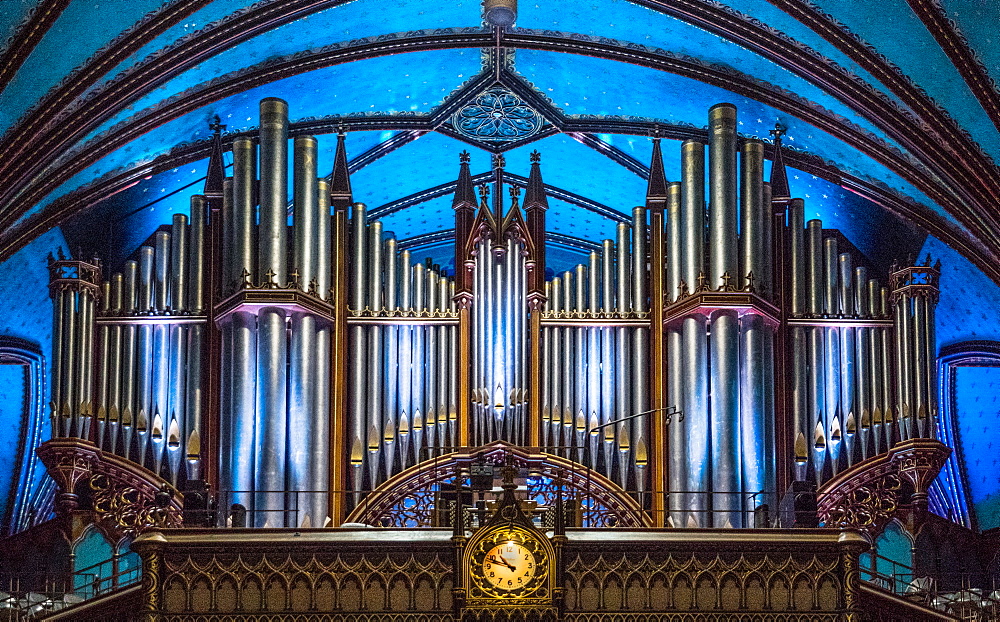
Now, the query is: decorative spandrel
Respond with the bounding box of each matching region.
[452,85,543,142]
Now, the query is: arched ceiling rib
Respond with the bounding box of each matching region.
[1,33,993,257]
[0,0,997,284]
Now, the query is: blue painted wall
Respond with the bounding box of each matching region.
[0,227,69,530]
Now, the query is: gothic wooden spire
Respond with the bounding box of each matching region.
[645,136,668,210]
[203,116,226,198]
[452,150,477,209]
[330,131,353,212]
[769,123,791,202]
[523,149,548,211]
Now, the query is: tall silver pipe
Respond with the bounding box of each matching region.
[312,324,331,524]
[740,140,764,291]
[667,184,682,302]
[898,294,913,439]
[438,275,450,447]
[232,138,257,289]
[398,249,413,463]
[855,267,871,457]
[683,315,708,527]
[924,292,938,439]
[167,324,187,479]
[549,276,562,452]
[411,262,426,460]
[449,282,458,448]
[631,207,648,487]
[317,181,331,298]
[154,231,170,313]
[708,104,738,288]
[913,292,928,437]
[190,196,206,313]
[51,281,65,428]
[711,310,740,527]
[368,223,384,484]
[293,136,318,290]
[761,325,777,508]
[62,288,76,431]
[839,253,854,316]
[217,320,233,493]
[288,312,316,526]
[184,324,203,477]
[790,325,809,473]
[806,221,823,316]
[258,98,289,285]
[600,239,615,473]
[823,238,838,316]
[823,239,840,461]
[681,141,705,289]
[349,204,368,493]
[426,268,439,446]
[108,274,123,450]
[542,282,552,449]
[138,245,153,312]
[838,254,856,459]
[231,311,257,513]
[667,324,685,526]
[868,280,884,453]
[171,214,188,313]
[255,307,287,527]
[121,262,138,453]
[761,184,774,301]
[587,252,600,468]
[221,180,234,297]
[384,237,399,477]
[562,271,575,454]
[740,314,765,517]
[789,200,806,315]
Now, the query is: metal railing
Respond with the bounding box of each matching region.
[0,553,141,619]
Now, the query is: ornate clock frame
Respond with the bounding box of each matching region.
[454,459,562,621]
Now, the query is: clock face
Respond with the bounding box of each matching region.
[468,528,548,599]
[482,542,536,591]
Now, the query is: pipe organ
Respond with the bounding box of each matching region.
[45,96,942,530]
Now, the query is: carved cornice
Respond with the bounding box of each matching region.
[36,437,183,541]
[817,439,950,534]
[0,0,71,91]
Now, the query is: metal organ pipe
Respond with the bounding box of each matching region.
[232,138,257,291]
[258,98,288,285]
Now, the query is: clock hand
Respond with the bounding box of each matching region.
[488,555,516,571]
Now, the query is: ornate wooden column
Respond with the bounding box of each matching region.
[329,132,352,524]
[646,138,668,526]
[452,152,477,447]
[523,150,548,447]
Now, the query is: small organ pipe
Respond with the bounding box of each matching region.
[184,325,203,477]
[683,315,708,526]
[171,214,188,313]
[349,204,367,494]
[154,231,170,312]
[368,222,384,485]
[806,221,823,316]
[312,324,331,523]
[108,274,123,451]
[317,181,331,298]
[190,196,206,313]
[121,262,138,452]
[856,267,871,456]
[384,237,399,477]
[823,239,840,459]
[914,291,928,437]
[288,312,316,525]
[740,314,765,516]
[221,180,234,296]
[789,200,806,315]
[258,98,289,285]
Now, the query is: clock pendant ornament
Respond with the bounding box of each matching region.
[456,457,561,620]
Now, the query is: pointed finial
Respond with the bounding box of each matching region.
[453,150,477,209]
[646,135,668,204]
[492,153,506,170]
[208,115,226,135]
[523,150,548,210]
[204,116,226,197]
[330,131,353,211]
[769,122,791,201]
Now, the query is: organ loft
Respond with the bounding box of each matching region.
[1,2,999,620]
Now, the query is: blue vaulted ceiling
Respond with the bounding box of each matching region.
[1,0,1000,530]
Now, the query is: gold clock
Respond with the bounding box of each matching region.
[468,527,548,599]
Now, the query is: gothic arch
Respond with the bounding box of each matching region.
[345,441,651,528]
